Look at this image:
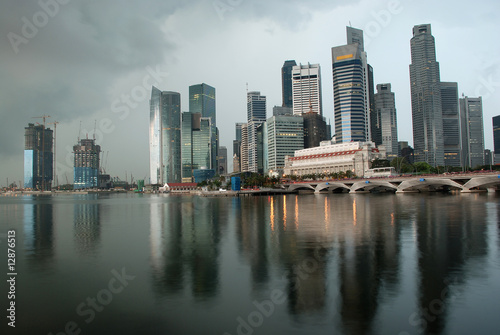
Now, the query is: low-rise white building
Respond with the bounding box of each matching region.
[284,141,386,177]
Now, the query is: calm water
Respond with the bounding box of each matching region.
[1,192,500,335]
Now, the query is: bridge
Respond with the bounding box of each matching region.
[282,173,500,194]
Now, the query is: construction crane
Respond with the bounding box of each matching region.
[32,115,51,190]
[47,121,59,188]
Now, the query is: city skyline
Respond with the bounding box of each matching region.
[1,0,499,184]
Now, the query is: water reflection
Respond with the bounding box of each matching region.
[73,197,101,256]
[23,196,54,264]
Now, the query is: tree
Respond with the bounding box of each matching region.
[371,158,391,168]
[414,162,433,173]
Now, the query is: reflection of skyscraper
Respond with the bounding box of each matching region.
[149,87,181,184]
[74,198,101,255]
[332,27,371,143]
[24,202,54,262]
[282,60,297,108]
[73,138,101,189]
[410,24,444,166]
[460,96,484,168]
[24,123,53,190]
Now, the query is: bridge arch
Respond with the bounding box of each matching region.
[350,181,398,193]
[315,182,351,193]
[396,178,463,193]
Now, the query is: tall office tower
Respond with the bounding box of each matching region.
[303,112,329,148]
[233,123,244,173]
[332,27,371,143]
[367,65,379,145]
[181,112,194,182]
[273,106,293,116]
[24,123,53,190]
[493,116,500,164]
[73,137,101,189]
[189,83,217,169]
[440,82,461,167]
[282,60,297,108]
[240,123,249,172]
[256,124,265,174]
[217,146,228,175]
[266,115,304,175]
[409,24,444,166]
[149,86,181,184]
[484,149,493,167]
[247,91,267,173]
[374,84,398,159]
[292,63,323,116]
[460,96,484,168]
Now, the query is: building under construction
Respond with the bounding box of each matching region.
[24,123,53,190]
[73,137,101,189]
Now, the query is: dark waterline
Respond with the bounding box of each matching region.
[1,193,499,335]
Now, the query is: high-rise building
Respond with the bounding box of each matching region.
[282,60,297,108]
[217,146,227,175]
[247,91,267,173]
[292,63,323,116]
[189,83,217,169]
[409,24,444,166]
[374,84,398,159]
[460,96,484,168]
[24,123,53,190]
[181,111,194,182]
[273,106,293,116]
[440,82,461,167]
[399,141,415,165]
[484,149,493,167]
[73,138,100,189]
[240,123,249,172]
[266,115,304,175]
[493,116,500,164]
[233,123,244,173]
[149,87,182,184]
[332,27,371,143]
[303,112,329,148]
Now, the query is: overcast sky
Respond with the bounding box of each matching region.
[1,0,499,186]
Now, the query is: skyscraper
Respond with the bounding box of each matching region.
[332,27,371,143]
[240,123,249,172]
[149,86,181,184]
[493,116,500,164]
[247,91,267,173]
[233,123,244,173]
[374,84,398,159]
[189,83,217,169]
[266,115,304,175]
[440,82,461,167]
[24,123,53,190]
[217,146,227,175]
[460,96,484,168]
[282,60,297,108]
[292,63,323,116]
[73,138,100,189]
[303,112,329,148]
[409,24,444,166]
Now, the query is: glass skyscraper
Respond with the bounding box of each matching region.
[332,27,371,143]
[374,84,398,159]
[441,82,461,167]
[409,24,444,166]
[247,91,267,173]
[460,96,484,168]
[493,115,500,164]
[73,138,101,189]
[181,112,213,182]
[24,123,53,190]
[281,60,296,108]
[189,83,217,169]
[149,86,181,184]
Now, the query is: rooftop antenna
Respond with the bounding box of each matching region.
[246,82,249,94]
[349,21,352,27]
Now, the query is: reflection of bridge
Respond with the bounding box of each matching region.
[282,173,500,194]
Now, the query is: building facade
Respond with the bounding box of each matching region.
[189,83,217,169]
[303,112,329,149]
[217,146,227,175]
[374,83,398,159]
[281,60,297,108]
[440,82,461,167]
[149,87,182,184]
[332,27,371,143]
[240,123,249,172]
[493,116,500,164]
[73,138,101,189]
[409,24,444,166]
[284,141,385,177]
[292,63,323,116]
[247,91,267,173]
[460,96,484,168]
[24,123,53,190]
[273,106,293,116]
[266,115,304,175]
